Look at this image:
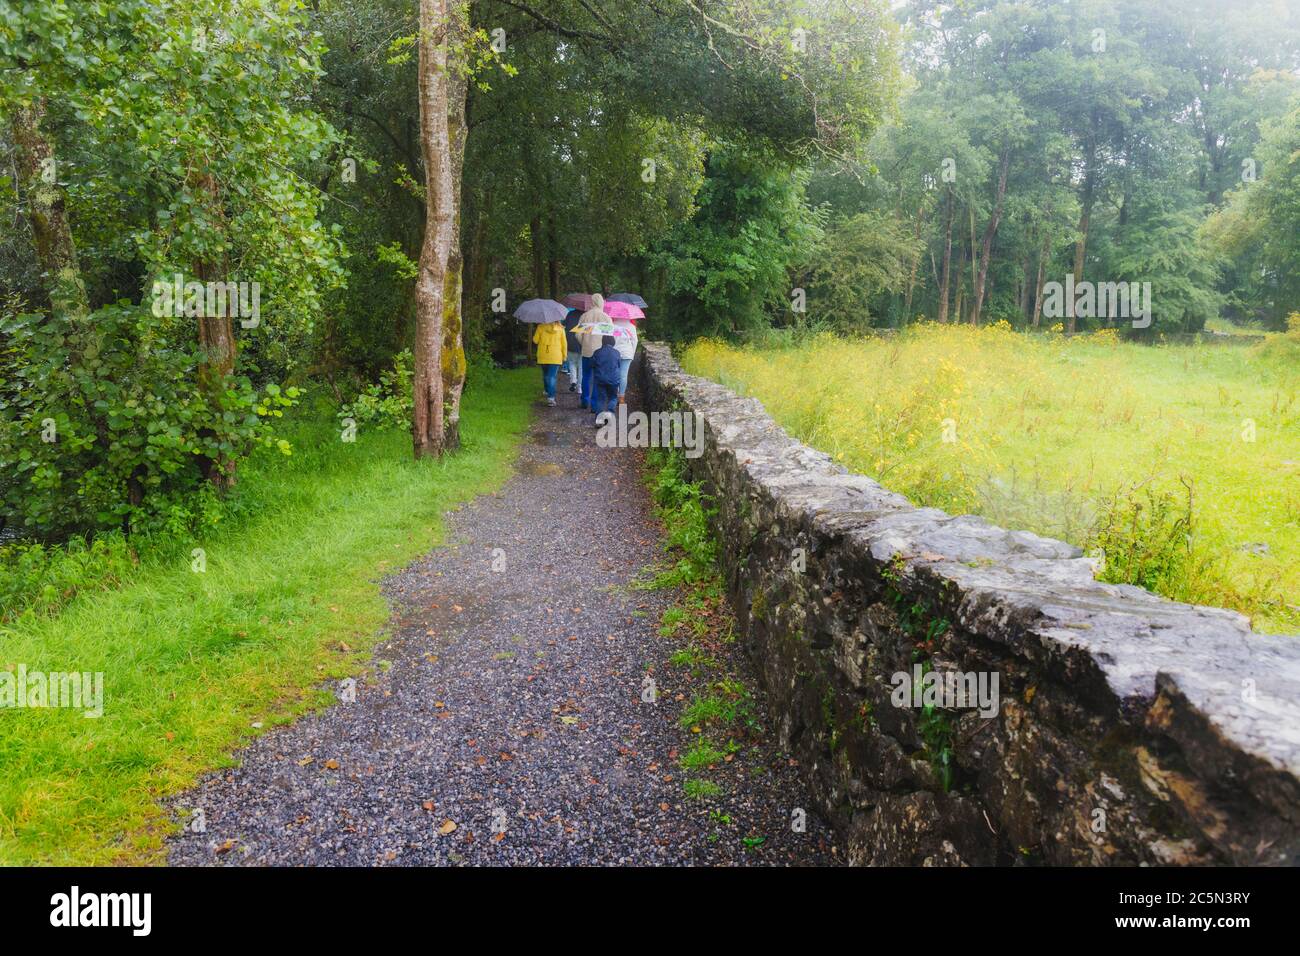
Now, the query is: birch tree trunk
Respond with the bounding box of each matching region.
[1032,232,1050,328]
[902,204,928,322]
[413,0,469,458]
[1071,125,1098,333]
[937,190,954,324]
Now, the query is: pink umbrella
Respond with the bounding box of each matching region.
[603,300,644,321]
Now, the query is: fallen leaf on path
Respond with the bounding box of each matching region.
[438,820,457,835]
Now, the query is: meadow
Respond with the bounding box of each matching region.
[0,369,535,865]
[681,323,1300,634]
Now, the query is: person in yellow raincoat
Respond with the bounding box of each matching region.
[533,319,568,407]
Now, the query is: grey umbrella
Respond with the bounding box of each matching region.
[608,292,648,308]
[513,298,569,324]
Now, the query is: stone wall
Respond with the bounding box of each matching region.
[639,342,1300,866]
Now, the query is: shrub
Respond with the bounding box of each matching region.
[646,446,718,588]
[1090,479,1213,603]
[0,534,138,624]
[1250,313,1300,365]
[338,349,413,431]
[0,303,298,537]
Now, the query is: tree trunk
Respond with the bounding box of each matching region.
[462,186,491,361]
[413,0,469,459]
[1032,231,1050,328]
[11,100,88,319]
[529,215,545,298]
[1071,131,1098,333]
[937,190,954,324]
[903,204,928,322]
[969,149,1010,328]
[1018,247,1034,321]
[187,166,238,489]
[547,214,560,300]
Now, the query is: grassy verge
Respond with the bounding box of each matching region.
[642,449,757,803]
[0,368,535,865]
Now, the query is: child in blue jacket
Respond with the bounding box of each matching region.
[591,335,621,421]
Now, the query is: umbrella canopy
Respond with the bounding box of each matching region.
[603,300,644,321]
[562,292,597,311]
[608,292,648,308]
[575,320,635,342]
[513,298,569,324]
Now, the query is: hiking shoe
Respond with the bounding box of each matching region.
[547,397,556,407]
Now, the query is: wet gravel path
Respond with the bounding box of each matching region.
[167,369,838,866]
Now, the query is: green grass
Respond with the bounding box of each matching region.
[683,779,723,800]
[683,325,1300,633]
[668,645,715,673]
[679,687,747,730]
[0,369,535,865]
[679,739,727,771]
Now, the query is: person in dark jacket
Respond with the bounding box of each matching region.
[591,334,621,421]
[563,309,582,391]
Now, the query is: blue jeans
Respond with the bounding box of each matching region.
[581,356,594,409]
[593,381,619,415]
[618,357,632,397]
[540,363,559,398]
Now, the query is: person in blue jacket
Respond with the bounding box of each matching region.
[590,334,622,422]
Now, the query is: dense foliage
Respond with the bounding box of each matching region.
[1,0,900,535]
[3,0,1298,538]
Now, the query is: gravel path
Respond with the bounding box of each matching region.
[167,367,838,866]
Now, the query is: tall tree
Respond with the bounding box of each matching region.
[413,0,469,458]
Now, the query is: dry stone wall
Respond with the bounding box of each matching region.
[639,342,1300,866]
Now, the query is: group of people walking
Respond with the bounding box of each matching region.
[532,293,638,422]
